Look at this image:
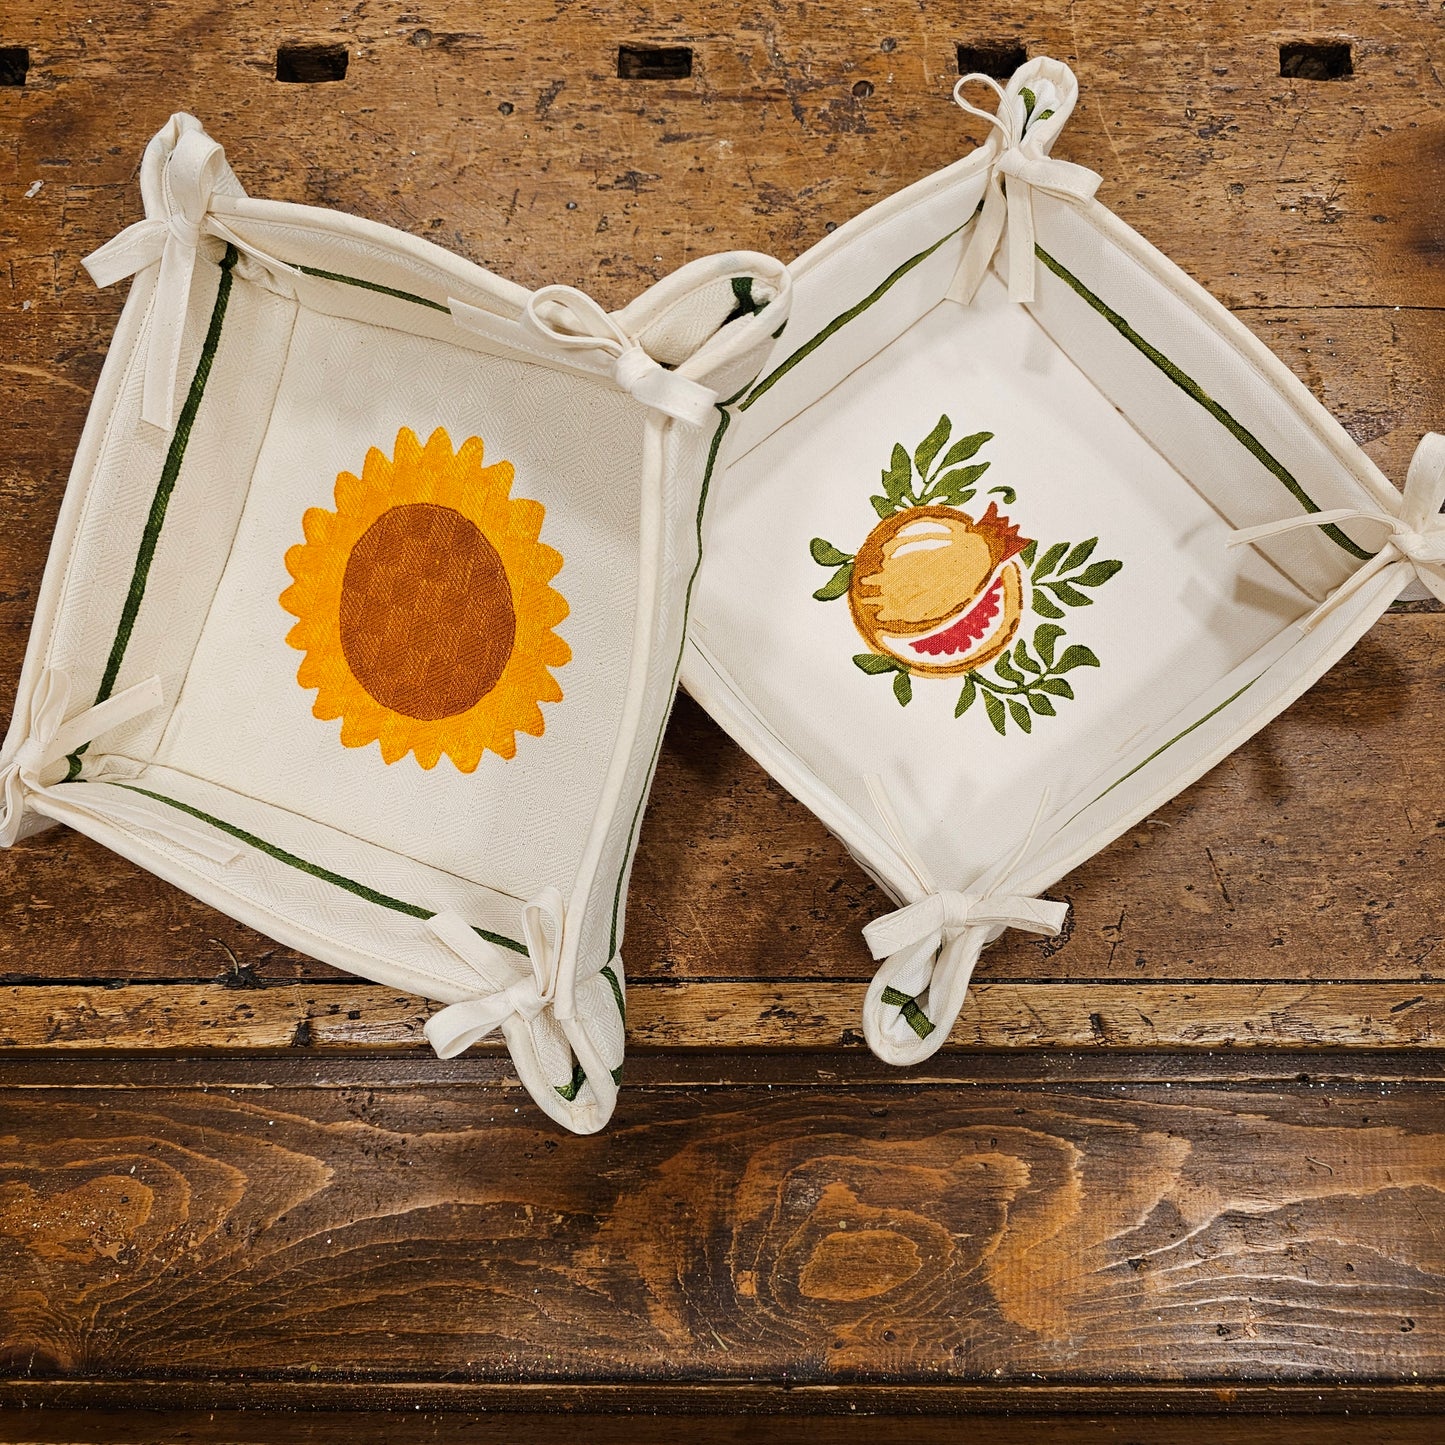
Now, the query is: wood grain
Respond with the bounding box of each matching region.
[2,1403,1444,1444]
[2,980,1444,1052]
[3,0,1445,1426]
[1,1069,1443,1382]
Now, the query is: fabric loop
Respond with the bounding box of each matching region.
[948,69,1100,307]
[520,284,719,425]
[423,887,572,1060]
[82,122,295,433]
[1228,431,1445,630]
[0,670,165,848]
[862,888,1069,962]
[861,886,1068,1066]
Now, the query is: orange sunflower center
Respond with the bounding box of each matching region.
[338,502,518,722]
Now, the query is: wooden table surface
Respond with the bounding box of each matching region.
[2,1,1445,1439]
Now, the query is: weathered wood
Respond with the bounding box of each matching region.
[1,1402,1444,1444]
[1,0,1443,309]
[3,980,1444,1052]
[3,1,1445,1002]
[0,1072,1442,1380]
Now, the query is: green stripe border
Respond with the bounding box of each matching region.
[739,224,965,412]
[296,263,450,314]
[111,784,528,954]
[1034,244,1372,561]
[606,386,742,955]
[94,246,242,705]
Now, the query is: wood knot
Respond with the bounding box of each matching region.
[797,1227,922,1301]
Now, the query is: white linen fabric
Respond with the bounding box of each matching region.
[0,113,791,1133]
[682,57,1436,1065]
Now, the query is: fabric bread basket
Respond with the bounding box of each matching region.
[682,56,1445,1066]
[0,113,790,1133]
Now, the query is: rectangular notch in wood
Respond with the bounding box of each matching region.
[276,43,349,83]
[617,45,693,80]
[957,41,1027,79]
[0,47,29,86]
[1279,40,1353,80]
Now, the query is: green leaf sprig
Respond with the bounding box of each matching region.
[954,623,1099,736]
[1020,537,1123,619]
[869,414,994,519]
[808,536,854,600]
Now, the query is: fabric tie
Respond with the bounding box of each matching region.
[1228,432,1445,632]
[947,70,1101,307]
[83,120,297,432]
[0,670,161,846]
[862,889,1070,963]
[0,669,237,863]
[859,779,1067,1064]
[423,887,570,1059]
[491,283,718,425]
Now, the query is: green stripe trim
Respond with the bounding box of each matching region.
[1081,676,1261,816]
[880,984,936,1040]
[607,388,740,955]
[296,264,450,313]
[738,224,966,412]
[600,962,625,1024]
[107,783,528,955]
[118,783,624,1109]
[95,246,241,708]
[70,244,241,782]
[1033,244,1373,562]
[557,1061,587,1101]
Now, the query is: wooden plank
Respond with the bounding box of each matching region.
[1,1072,1443,1381]
[1,0,1442,309]
[2,980,1444,1052]
[2,1402,1445,1445]
[2,4,1443,998]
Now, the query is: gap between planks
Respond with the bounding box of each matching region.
[0,980,1440,1052]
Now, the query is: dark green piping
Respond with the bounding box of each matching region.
[600,962,625,1024]
[738,224,966,411]
[296,264,450,313]
[68,245,242,782]
[95,248,241,704]
[1033,244,1373,562]
[881,984,936,1040]
[607,388,740,956]
[109,783,528,955]
[1079,676,1261,815]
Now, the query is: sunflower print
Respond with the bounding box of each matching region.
[280,425,570,770]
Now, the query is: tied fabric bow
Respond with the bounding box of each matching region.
[863,890,1071,965]
[0,668,237,862]
[947,68,1101,307]
[423,888,571,1059]
[0,670,162,847]
[858,778,1068,1065]
[82,116,297,432]
[1229,432,1445,632]
[862,890,1069,1062]
[450,284,719,426]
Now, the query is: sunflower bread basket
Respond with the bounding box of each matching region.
[683,56,1445,1067]
[0,113,790,1134]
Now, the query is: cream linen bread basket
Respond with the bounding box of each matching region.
[682,56,1445,1067]
[0,111,791,1134]
[5,60,1442,1132]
